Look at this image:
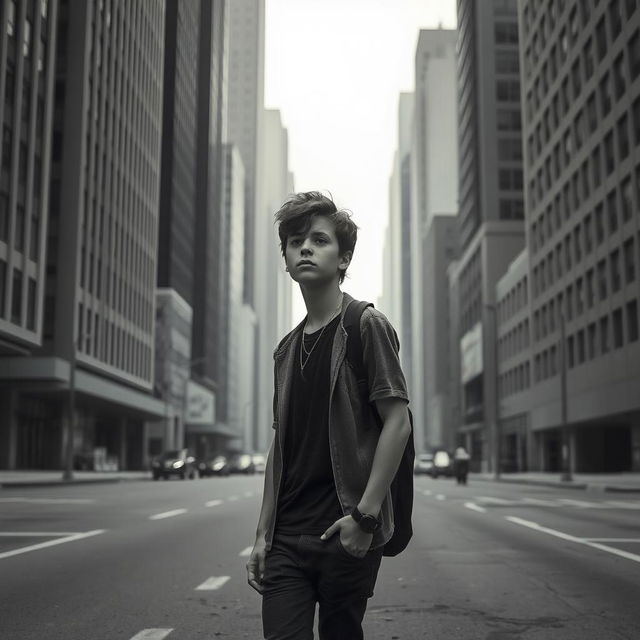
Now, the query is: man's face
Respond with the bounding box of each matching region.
[284,216,351,286]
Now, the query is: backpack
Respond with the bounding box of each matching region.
[343,300,415,557]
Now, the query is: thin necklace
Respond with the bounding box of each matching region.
[300,294,343,377]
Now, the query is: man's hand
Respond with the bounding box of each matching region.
[321,515,373,558]
[246,538,267,594]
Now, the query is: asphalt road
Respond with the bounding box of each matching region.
[0,474,638,639]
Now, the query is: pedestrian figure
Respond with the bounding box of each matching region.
[246,191,412,640]
[454,446,470,485]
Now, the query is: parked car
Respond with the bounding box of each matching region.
[151,449,198,480]
[431,450,454,478]
[228,453,256,474]
[414,452,434,475]
[198,455,230,477]
[252,453,266,473]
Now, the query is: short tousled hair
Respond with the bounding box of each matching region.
[274,191,358,284]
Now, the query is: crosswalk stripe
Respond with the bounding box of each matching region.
[205,499,223,508]
[149,509,187,520]
[239,546,253,557]
[195,576,231,591]
[129,629,173,639]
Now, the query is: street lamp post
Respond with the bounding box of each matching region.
[485,304,501,479]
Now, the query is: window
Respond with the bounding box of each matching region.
[613,54,626,100]
[609,0,623,40]
[567,336,575,368]
[586,268,595,307]
[601,316,610,353]
[633,96,640,145]
[613,308,624,348]
[598,259,608,300]
[596,17,608,61]
[624,238,636,283]
[588,322,597,358]
[595,203,605,244]
[607,189,619,232]
[577,330,586,364]
[621,177,633,222]
[629,31,640,80]
[617,114,629,159]
[628,300,639,342]
[610,249,622,292]
[0,259,6,317]
[592,145,601,186]
[11,268,22,324]
[571,60,582,98]
[584,213,593,251]
[26,278,36,331]
[604,131,615,174]
[600,73,612,116]
[584,38,595,78]
[626,0,638,20]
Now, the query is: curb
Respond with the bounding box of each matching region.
[471,475,640,494]
[0,476,151,489]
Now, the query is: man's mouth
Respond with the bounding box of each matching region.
[297,260,316,267]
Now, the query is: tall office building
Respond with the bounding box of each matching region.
[0,0,59,468]
[409,29,458,454]
[191,0,227,404]
[227,0,264,308]
[1,1,167,470]
[517,0,640,471]
[453,0,525,471]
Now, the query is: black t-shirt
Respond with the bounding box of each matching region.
[275,315,343,535]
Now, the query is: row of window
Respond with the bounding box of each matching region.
[499,361,531,399]
[498,319,531,363]
[535,300,639,382]
[498,275,529,323]
[0,260,37,330]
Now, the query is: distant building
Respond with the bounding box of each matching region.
[409,28,458,454]
[454,0,525,471]
[518,0,640,472]
[1,1,166,470]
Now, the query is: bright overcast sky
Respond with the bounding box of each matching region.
[264,0,457,325]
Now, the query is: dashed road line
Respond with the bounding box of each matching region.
[129,629,173,640]
[477,496,512,504]
[205,499,223,508]
[0,497,95,504]
[506,516,640,564]
[239,546,253,557]
[435,494,445,501]
[244,491,254,497]
[422,490,432,496]
[464,502,486,513]
[0,529,105,560]
[195,576,231,590]
[557,498,593,508]
[149,509,187,520]
[228,495,239,501]
[522,497,561,507]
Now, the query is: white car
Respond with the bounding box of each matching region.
[414,453,434,475]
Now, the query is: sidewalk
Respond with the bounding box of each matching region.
[0,470,151,489]
[471,471,640,493]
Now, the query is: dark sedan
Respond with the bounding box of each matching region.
[151,449,198,480]
[198,455,230,477]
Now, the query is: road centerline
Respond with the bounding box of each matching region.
[195,576,231,590]
[149,509,187,520]
[0,529,105,561]
[129,629,173,640]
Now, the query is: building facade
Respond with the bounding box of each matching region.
[518,0,640,472]
[453,0,525,471]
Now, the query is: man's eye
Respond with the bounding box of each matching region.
[290,238,302,246]
[315,237,328,244]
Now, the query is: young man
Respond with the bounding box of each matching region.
[246,191,411,640]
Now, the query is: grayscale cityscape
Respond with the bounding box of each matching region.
[1,0,639,638]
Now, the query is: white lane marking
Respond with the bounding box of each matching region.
[0,531,79,537]
[129,629,173,640]
[149,509,187,520]
[228,495,239,501]
[464,502,486,513]
[0,497,94,504]
[205,499,223,508]
[506,516,640,564]
[477,496,512,504]
[239,546,253,557]
[557,498,594,508]
[195,576,230,590]
[436,494,445,501]
[522,497,561,507]
[422,490,432,496]
[604,501,640,509]
[0,530,105,561]
[585,538,640,543]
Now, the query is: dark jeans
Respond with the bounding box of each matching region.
[262,533,383,640]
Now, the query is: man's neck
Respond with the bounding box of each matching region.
[301,284,343,331]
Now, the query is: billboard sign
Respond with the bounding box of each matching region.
[185,380,215,424]
[460,323,483,383]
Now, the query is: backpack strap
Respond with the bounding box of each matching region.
[343,300,373,382]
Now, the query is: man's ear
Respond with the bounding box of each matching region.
[339,251,352,272]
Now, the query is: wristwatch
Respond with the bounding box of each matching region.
[351,506,381,534]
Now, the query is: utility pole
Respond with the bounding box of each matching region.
[559,311,572,481]
[484,303,501,479]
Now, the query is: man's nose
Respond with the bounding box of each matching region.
[300,239,313,254]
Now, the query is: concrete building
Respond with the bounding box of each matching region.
[190,0,231,455]
[253,108,292,454]
[409,29,458,454]
[518,0,640,472]
[227,0,265,309]
[1,1,167,470]
[454,0,525,471]
[495,249,531,471]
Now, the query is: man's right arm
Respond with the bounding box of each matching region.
[246,437,276,594]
